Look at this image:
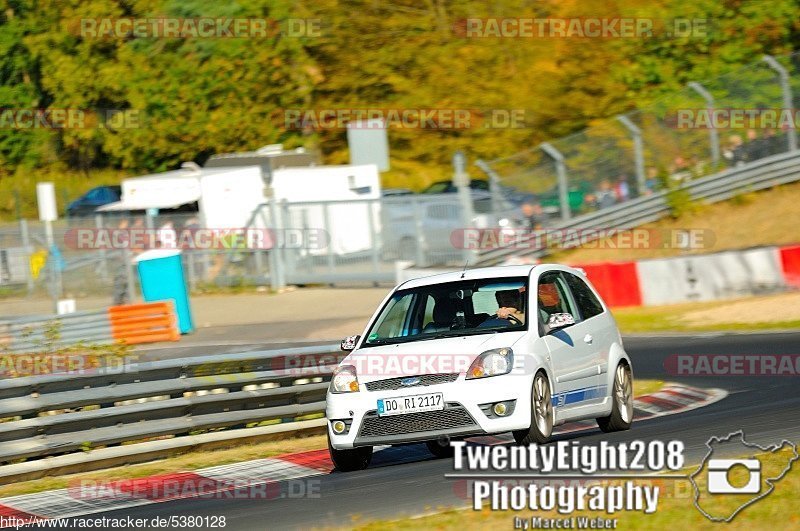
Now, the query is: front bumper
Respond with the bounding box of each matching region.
[326,373,533,449]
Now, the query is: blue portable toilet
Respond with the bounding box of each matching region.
[135,249,194,334]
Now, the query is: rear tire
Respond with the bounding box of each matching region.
[597,363,633,433]
[513,372,553,445]
[328,434,373,472]
[426,438,454,458]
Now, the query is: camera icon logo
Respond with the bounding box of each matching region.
[690,431,798,522]
[707,459,761,494]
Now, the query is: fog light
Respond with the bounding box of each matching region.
[332,420,346,434]
[492,402,508,416]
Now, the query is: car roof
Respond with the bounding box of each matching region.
[398,264,579,290]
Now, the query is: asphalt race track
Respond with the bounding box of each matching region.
[40,332,800,529]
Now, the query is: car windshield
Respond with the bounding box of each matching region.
[421,181,451,194]
[363,277,528,346]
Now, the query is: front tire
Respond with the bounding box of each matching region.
[513,371,553,445]
[597,363,633,433]
[328,435,373,472]
[426,438,454,458]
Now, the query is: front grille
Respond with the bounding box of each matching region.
[365,373,459,392]
[359,405,477,437]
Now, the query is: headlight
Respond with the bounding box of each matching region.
[466,348,514,379]
[331,365,360,393]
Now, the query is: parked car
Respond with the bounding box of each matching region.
[381,188,414,197]
[420,179,490,194]
[421,179,536,215]
[66,185,121,217]
[380,197,518,265]
[326,264,633,471]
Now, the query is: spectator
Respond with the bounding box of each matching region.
[723,135,745,167]
[763,128,784,157]
[645,166,660,193]
[613,175,630,202]
[744,129,765,161]
[669,156,691,182]
[180,216,201,245]
[129,217,146,252]
[595,179,616,209]
[520,202,545,230]
[157,220,177,249]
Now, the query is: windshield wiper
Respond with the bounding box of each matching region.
[426,330,470,339]
[364,326,521,347]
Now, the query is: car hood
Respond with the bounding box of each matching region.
[343,332,525,383]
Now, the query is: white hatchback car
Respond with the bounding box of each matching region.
[326,264,633,471]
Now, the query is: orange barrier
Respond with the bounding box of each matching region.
[108,301,180,345]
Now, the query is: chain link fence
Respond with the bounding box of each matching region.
[0,194,520,301]
[477,52,800,219]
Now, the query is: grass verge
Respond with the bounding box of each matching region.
[613,298,800,334]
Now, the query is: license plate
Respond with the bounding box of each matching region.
[377,392,444,416]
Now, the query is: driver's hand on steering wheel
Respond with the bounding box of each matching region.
[497,307,518,319]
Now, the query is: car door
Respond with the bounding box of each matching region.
[536,271,598,412]
[562,271,615,396]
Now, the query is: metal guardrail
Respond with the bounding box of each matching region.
[0,302,180,354]
[0,310,113,354]
[476,150,800,265]
[0,344,344,464]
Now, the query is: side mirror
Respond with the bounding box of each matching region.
[340,335,361,352]
[545,313,575,334]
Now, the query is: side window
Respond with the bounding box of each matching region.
[537,271,575,325]
[564,272,605,320]
[421,295,436,329]
[85,188,103,201]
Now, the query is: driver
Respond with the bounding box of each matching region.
[495,288,525,324]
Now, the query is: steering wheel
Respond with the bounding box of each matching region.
[505,314,523,325]
[488,313,523,325]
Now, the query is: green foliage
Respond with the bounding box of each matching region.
[0,0,798,216]
[730,189,757,206]
[665,185,695,219]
